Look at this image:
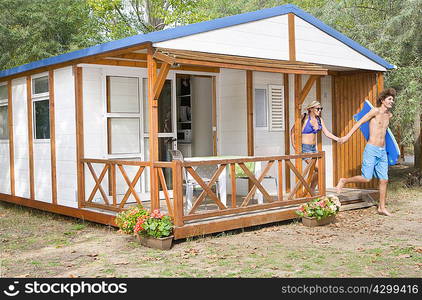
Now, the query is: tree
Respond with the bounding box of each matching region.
[0,0,103,70]
[87,0,210,40]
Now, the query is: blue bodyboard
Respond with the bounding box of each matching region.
[353,100,400,166]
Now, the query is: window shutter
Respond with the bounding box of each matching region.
[268,85,284,131]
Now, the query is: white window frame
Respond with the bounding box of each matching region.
[31,73,50,142]
[253,85,269,131]
[0,82,8,142]
[104,74,143,159]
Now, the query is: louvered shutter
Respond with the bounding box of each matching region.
[268,85,284,131]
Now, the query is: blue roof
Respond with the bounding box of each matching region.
[0,4,394,79]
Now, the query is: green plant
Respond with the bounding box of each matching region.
[134,209,173,238]
[295,195,341,220]
[115,205,148,234]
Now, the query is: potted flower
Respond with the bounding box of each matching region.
[115,205,148,234]
[295,195,341,227]
[134,209,174,250]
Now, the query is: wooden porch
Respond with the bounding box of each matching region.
[79,153,377,239]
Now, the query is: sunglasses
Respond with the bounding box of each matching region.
[314,107,323,111]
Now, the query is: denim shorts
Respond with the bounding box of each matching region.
[302,144,316,160]
[361,143,388,180]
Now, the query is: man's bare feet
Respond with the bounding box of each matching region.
[335,178,346,194]
[377,208,392,216]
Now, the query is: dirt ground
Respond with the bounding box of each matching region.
[1,164,421,278]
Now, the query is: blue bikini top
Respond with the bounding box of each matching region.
[302,115,322,134]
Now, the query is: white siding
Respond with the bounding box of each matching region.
[295,17,386,71]
[54,67,78,207]
[320,76,334,188]
[155,15,290,61]
[0,142,10,194]
[12,78,30,198]
[33,142,52,202]
[218,69,247,156]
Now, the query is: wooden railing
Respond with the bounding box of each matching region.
[80,152,326,227]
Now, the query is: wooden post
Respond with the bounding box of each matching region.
[7,80,15,196]
[318,151,326,196]
[49,70,57,204]
[74,66,85,208]
[283,74,291,193]
[316,77,322,152]
[26,76,35,200]
[294,75,302,196]
[246,70,254,192]
[288,13,296,61]
[172,160,184,227]
[147,46,159,210]
[212,76,217,155]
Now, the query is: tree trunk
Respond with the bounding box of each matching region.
[414,112,422,171]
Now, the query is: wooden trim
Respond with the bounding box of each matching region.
[331,75,338,186]
[147,46,159,210]
[74,66,85,208]
[26,76,35,200]
[298,75,319,105]
[212,76,217,155]
[230,163,237,208]
[377,72,384,96]
[316,77,322,152]
[174,208,297,240]
[7,81,15,196]
[0,43,152,82]
[49,70,57,204]
[0,193,116,226]
[172,160,184,227]
[283,74,290,193]
[153,62,171,100]
[288,13,296,61]
[246,70,254,156]
[173,58,327,75]
[153,51,176,65]
[294,75,302,195]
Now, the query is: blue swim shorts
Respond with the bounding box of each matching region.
[302,144,316,161]
[361,143,388,180]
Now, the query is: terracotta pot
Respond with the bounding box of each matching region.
[136,234,174,250]
[302,215,336,227]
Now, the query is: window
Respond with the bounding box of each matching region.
[106,76,141,155]
[0,84,8,140]
[32,75,50,140]
[254,88,268,128]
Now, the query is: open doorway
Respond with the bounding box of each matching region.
[176,75,216,158]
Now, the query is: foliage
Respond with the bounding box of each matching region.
[296,195,341,220]
[87,0,209,40]
[134,209,173,238]
[115,205,149,234]
[0,0,103,70]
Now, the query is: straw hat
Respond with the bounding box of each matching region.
[305,100,321,111]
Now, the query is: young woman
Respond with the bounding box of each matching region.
[291,100,341,192]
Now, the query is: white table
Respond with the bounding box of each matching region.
[183,156,263,209]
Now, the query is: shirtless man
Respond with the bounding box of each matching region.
[336,88,396,216]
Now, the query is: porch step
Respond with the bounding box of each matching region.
[326,188,378,211]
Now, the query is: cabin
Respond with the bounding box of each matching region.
[0,4,395,239]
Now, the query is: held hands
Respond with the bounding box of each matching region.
[337,135,349,144]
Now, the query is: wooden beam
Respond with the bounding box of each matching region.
[49,70,57,204]
[294,74,302,196]
[283,74,290,193]
[111,53,147,60]
[173,58,327,75]
[0,193,116,226]
[153,62,171,100]
[246,70,254,156]
[0,43,151,82]
[316,77,322,152]
[147,46,159,210]
[298,75,319,105]
[73,66,85,208]
[153,51,176,65]
[172,160,184,227]
[7,81,15,196]
[26,76,35,200]
[288,13,296,61]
